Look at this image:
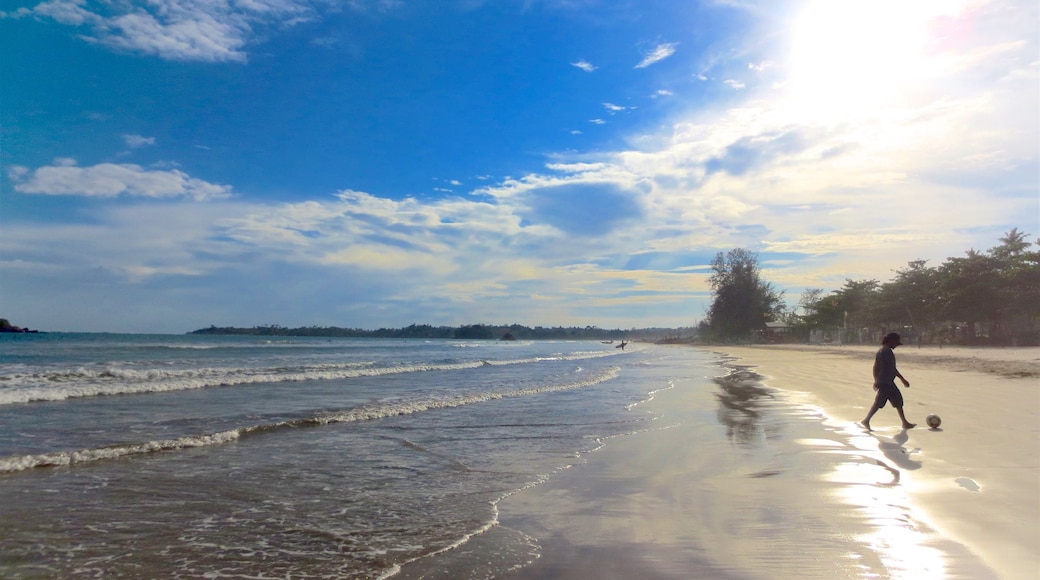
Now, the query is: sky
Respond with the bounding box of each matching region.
[1,0,1038,334]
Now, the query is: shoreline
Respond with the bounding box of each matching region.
[395,344,1038,579]
[710,343,1040,378]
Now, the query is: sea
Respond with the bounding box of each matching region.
[0,333,708,578]
[0,333,984,579]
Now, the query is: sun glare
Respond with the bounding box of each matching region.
[786,0,963,120]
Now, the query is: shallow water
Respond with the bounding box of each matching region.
[0,334,663,578]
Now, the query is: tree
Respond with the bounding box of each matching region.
[734,229,1039,346]
[794,288,829,339]
[454,324,496,339]
[990,227,1032,260]
[981,229,1040,344]
[798,288,824,323]
[829,279,881,330]
[937,250,1002,342]
[705,248,784,342]
[875,260,940,334]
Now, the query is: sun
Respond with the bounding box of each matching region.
[785,0,963,119]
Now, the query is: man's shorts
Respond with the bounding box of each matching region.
[874,383,904,408]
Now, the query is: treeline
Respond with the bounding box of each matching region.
[702,228,1040,346]
[190,323,692,341]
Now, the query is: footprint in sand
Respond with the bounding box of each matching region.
[955,477,981,492]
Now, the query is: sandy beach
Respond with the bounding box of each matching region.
[487,344,1040,579]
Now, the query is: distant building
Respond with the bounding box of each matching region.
[763,321,793,343]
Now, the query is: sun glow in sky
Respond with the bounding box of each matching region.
[788,1,931,116]
[1,0,1037,333]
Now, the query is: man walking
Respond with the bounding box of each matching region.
[861,332,916,431]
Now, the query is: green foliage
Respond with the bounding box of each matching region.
[876,260,942,327]
[928,229,1040,344]
[789,229,1040,346]
[454,324,495,339]
[704,248,784,342]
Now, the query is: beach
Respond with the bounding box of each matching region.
[483,344,1040,579]
[2,337,1037,578]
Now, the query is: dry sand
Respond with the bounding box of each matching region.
[492,344,1040,579]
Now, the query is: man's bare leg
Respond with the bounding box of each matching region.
[896,407,916,429]
[860,402,881,431]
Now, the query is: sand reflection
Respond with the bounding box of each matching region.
[820,427,949,578]
[714,360,954,577]
[712,366,777,445]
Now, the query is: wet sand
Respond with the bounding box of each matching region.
[491,344,1039,579]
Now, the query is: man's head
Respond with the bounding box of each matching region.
[883,332,903,347]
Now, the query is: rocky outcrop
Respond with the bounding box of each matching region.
[0,319,40,333]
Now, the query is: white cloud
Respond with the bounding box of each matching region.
[7,165,30,181]
[635,42,678,68]
[0,201,244,282]
[0,7,33,18]
[29,0,98,26]
[19,0,340,62]
[123,134,156,148]
[544,162,610,173]
[603,103,626,113]
[207,188,557,282]
[589,118,606,125]
[571,59,597,72]
[11,160,232,200]
[724,79,745,89]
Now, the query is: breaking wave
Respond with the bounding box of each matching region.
[0,365,621,474]
[0,349,622,406]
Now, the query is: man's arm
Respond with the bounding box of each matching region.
[896,368,909,387]
[893,355,910,387]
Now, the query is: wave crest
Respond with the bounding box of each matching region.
[0,366,621,475]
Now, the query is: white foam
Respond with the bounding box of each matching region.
[0,349,626,406]
[0,430,241,473]
[316,366,622,425]
[0,366,623,474]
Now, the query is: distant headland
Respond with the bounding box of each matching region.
[189,323,694,342]
[0,319,41,333]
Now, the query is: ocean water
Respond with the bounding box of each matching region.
[0,333,696,578]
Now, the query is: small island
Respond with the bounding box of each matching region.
[0,319,41,333]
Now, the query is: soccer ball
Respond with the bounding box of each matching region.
[926,414,942,429]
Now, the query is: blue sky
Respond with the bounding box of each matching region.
[2,0,1037,333]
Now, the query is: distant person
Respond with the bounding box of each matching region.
[860,332,916,431]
